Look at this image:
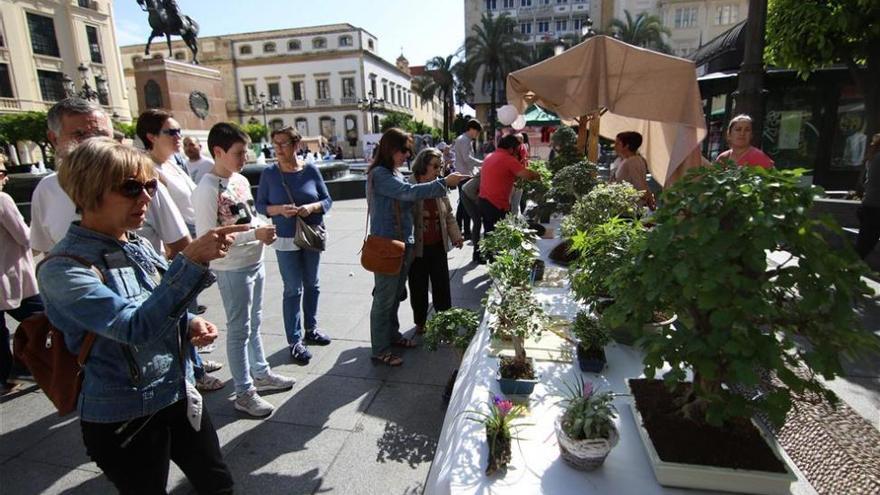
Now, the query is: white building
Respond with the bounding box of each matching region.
[657,0,749,57]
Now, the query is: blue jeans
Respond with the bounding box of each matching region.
[370,245,413,355]
[275,249,321,346]
[215,262,270,395]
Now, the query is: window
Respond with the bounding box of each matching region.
[291,80,304,101]
[485,0,497,10]
[537,19,550,33]
[267,82,280,100]
[520,22,532,34]
[370,77,377,96]
[243,83,256,105]
[295,117,308,136]
[520,0,532,6]
[319,116,335,139]
[367,39,374,50]
[0,64,13,98]
[312,37,326,49]
[342,77,356,98]
[316,79,330,99]
[288,39,301,51]
[556,19,568,31]
[573,18,589,31]
[77,0,91,7]
[144,79,162,108]
[397,87,403,105]
[95,76,109,105]
[339,35,352,47]
[27,13,60,57]
[86,25,102,64]
[502,0,515,8]
[239,44,252,55]
[263,42,276,53]
[715,4,739,25]
[269,118,284,131]
[174,51,185,60]
[390,85,396,104]
[674,7,699,28]
[557,0,568,3]
[37,70,65,101]
[382,82,388,101]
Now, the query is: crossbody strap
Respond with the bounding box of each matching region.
[365,171,402,241]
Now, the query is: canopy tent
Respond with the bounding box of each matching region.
[524,104,561,126]
[506,35,707,186]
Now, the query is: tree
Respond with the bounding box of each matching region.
[0,112,51,164]
[607,10,671,53]
[241,122,267,144]
[380,111,414,132]
[413,54,459,142]
[766,0,880,148]
[465,12,530,137]
[114,118,137,139]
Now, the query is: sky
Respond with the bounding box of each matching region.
[113,0,468,69]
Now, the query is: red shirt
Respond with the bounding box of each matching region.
[421,198,442,245]
[479,150,525,211]
[715,147,774,169]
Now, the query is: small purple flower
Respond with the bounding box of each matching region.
[493,395,504,406]
[496,399,513,417]
[583,381,594,398]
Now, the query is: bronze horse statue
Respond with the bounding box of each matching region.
[137,0,200,64]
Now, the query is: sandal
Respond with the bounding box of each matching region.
[371,352,403,367]
[391,336,418,349]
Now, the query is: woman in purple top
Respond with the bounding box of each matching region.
[255,126,333,364]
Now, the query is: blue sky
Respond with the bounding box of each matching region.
[114,0,467,68]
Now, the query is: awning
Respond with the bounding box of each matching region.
[524,104,561,126]
[687,20,746,70]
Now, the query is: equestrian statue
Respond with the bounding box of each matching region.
[137,0,200,64]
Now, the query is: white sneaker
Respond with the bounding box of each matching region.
[253,371,296,392]
[195,374,225,392]
[234,389,274,417]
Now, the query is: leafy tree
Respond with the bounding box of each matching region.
[0,112,51,164]
[766,0,880,141]
[413,54,461,142]
[380,111,413,132]
[607,10,671,53]
[241,122,267,144]
[465,13,530,137]
[114,118,137,139]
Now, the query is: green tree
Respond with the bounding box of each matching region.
[114,118,137,139]
[766,0,880,143]
[380,111,414,132]
[607,10,671,53]
[0,112,51,164]
[465,12,530,137]
[413,54,460,142]
[241,122,267,144]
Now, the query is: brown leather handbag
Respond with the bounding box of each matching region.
[361,174,406,275]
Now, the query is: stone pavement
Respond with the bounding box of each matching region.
[0,197,491,495]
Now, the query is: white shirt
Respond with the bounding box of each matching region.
[186,156,215,185]
[192,172,264,271]
[29,172,188,254]
[156,159,198,226]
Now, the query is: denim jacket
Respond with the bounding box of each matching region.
[37,223,214,423]
[367,166,448,245]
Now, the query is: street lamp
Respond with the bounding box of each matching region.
[62,63,109,102]
[250,92,281,132]
[357,90,385,133]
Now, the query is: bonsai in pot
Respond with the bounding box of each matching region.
[479,214,539,288]
[468,395,527,475]
[560,182,643,240]
[548,162,599,215]
[570,310,610,373]
[518,159,554,223]
[555,377,619,471]
[425,308,481,401]
[569,216,646,304]
[605,164,880,494]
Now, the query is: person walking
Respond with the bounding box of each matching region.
[453,120,484,260]
[255,126,333,364]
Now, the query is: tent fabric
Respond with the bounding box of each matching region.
[506,35,707,186]
[524,104,561,126]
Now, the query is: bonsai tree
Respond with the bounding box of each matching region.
[486,285,545,378]
[480,214,539,288]
[569,217,646,302]
[424,308,480,356]
[560,182,643,239]
[547,126,580,174]
[570,310,609,355]
[548,162,599,214]
[605,163,880,427]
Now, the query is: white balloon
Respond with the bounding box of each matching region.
[497,104,518,126]
[511,115,527,130]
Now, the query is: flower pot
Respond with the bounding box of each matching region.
[531,259,546,282]
[576,345,606,373]
[555,416,619,471]
[496,373,539,396]
[485,426,512,475]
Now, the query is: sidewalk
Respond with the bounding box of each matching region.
[0,197,491,494]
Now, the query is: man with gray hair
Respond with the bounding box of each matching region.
[30,98,190,257]
[183,135,214,184]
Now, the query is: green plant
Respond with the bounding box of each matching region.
[113,119,138,139]
[547,126,580,174]
[480,214,539,288]
[424,308,480,352]
[548,162,599,214]
[486,285,545,368]
[569,217,646,302]
[560,182,643,239]
[517,159,552,204]
[241,122,267,143]
[559,377,617,441]
[570,310,609,351]
[604,163,880,427]
[468,395,528,475]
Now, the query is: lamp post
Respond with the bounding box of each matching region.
[62,63,109,103]
[250,92,281,135]
[358,90,385,133]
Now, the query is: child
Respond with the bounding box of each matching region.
[192,123,295,417]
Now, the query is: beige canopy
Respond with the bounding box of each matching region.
[506,35,707,186]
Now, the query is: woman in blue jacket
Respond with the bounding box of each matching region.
[367,128,469,366]
[38,138,244,494]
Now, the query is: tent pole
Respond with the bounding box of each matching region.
[587,111,600,163]
[576,114,589,156]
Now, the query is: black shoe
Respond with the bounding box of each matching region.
[290,342,312,364]
[304,329,332,346]
[195,305,207,315]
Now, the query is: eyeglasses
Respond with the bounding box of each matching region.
[272,141,296,150]
[160,128,182,137]
[117,178,159,199]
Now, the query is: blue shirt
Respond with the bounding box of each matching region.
[367,165,448,245]
[255,163,332,238]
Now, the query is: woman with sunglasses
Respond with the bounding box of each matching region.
[407,148,463,335]
[38,138,245,494]
[0,156,43,394]
[367,129,470,366]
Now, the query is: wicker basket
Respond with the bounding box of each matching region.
[555,416,619,471]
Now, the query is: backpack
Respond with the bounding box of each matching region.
[12,255,103,416]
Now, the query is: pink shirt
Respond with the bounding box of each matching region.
[716,147,774,169]
[0,192,38,310]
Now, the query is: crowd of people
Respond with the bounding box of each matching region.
[0,95,795,491]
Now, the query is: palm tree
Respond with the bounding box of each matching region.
[413,54,458,142]
[608,10,672,53]
[465,12,530,137]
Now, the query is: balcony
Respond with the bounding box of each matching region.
[290,99,308,108]
[340,96,358,105]
[314,98,334,107]
[0,98,21,111]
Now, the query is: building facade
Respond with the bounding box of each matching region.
[657,0,749,57]
[121,24,442,158]
[407,64,445,134]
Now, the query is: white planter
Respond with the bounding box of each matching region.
[629,404,797,495]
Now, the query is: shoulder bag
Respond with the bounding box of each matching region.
[360,172,405,275]
[279,167,326,252]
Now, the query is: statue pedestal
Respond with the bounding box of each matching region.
[133,58,227,132]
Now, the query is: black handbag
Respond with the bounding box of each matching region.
[280,168,326,252]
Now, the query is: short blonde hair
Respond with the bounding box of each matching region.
[58,137,156,212]
[726,114,753,134]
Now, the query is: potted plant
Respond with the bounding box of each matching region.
[569,216,646,304]
[548,162,599,215]
[555,377,619,471]
[605,164,880,494]
[518,159,554,223]
[486,285,546,396]
[425,308,481,401]
[479,214,539,288]
[560,182,643,240]
[570,310,609,372]
[468,395,527,475]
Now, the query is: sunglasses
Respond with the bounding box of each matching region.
[117,178,159,199]
[160,128,183,137]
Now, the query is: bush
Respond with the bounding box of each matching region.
[547,126,580,174]
[424,308,481,352]
[548,162,599,214]
[560,182,643,239]
[569,217,646,302]
[570,310,609,351]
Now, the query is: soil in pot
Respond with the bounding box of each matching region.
[498,356,536,380]
[576,345,606,373]
[531,259,546,282]
[486,427,512,475]
[629,379,786,473]
[549,239,577,266]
